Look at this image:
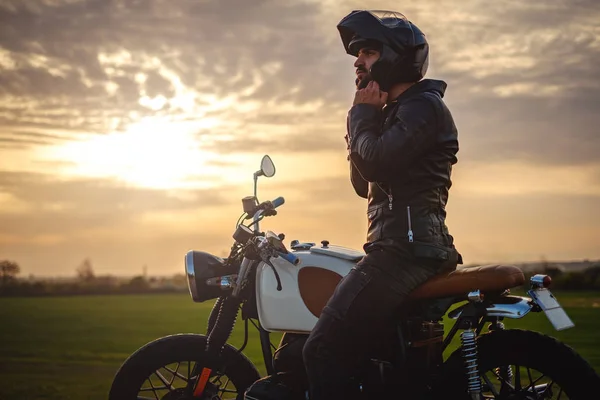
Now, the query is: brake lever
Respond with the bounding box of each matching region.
[255,236,283,291]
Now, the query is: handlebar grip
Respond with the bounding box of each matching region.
[279,251,299,265]
[271,196,285,209]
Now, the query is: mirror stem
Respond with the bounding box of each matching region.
[253,173,260,233]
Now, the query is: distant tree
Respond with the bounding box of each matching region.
[543,263,565,278]
[0,260,20,285]
[539,255,550,271]
[122,276,149,292]
[76,258,95,282]
[583,265,600,284]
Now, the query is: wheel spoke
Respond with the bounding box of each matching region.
[482,373,501,398]
[164,362,187,384]
[542,380,557,398]
[154,370,174,391]
[491,368,515,391]
[220,376,232,393]
[136,359,241,399]
[531,373,547,387]
[143,377,160,399]
[514,364,522,390]
[212,374,231,388]
[209,371,238,398]
[525,367,540,399]
[482,364,570,400]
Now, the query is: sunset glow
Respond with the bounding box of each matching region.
[1,0,599,276]
[47,117,223,189]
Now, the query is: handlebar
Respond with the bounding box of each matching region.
[246,196,285,221]
[271,196,285,209]
[233,195,296,292]
[278,250,299,266]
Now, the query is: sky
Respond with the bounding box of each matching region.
[1,0,599,277]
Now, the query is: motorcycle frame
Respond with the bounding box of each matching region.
[188,246,546,399]
[231,312,278,376]
[222,284,540,388]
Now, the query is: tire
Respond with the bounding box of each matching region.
[439,329,600,399]
[109,334,261,400]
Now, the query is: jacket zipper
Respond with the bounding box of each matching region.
[377,182,413,242]
[376,182,393,211]
[407,206,414,243]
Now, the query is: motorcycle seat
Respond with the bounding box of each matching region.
[298,265,524,318]
[409,264,525,300]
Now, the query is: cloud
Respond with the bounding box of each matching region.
[0,0,348,129]
[0,169,364,276]
[0,171,227,237]
[0,128,79,149]
[447,92,600,165]
[1,0,600,273]
[0,136,47,146]
[1,0,598,167]
[446,191,600,263]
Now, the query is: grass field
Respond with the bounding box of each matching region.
[1,291,599,399]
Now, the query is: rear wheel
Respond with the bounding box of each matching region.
[108,334,261,400]
[440,329,600,399]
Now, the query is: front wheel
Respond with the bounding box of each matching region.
[440,329,600,399]
[108,334,261,400]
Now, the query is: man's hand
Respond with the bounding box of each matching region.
[353,80,388,108]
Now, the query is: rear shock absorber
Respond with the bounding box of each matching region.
[460,328,481,400]
[489,321,513,385]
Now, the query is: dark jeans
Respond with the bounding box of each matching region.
[302,246,449,400]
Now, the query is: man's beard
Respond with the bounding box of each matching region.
[356,73,373,89]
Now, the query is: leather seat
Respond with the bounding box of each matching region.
[409,264,525,300]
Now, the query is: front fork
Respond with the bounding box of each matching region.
[187,258,256,398]
[186,293,245,398]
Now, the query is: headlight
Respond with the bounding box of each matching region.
[184,250,239,302]
[185,251,200,302]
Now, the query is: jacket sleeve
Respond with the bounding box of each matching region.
[347,95,438,182]
[349,158,368,198]
[345,115,369,198]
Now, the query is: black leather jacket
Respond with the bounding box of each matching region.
[346,79,462,264]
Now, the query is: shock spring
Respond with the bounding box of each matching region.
[460,329,481,399]
[489,321,513,384]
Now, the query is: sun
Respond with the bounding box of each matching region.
[48,116,223,190]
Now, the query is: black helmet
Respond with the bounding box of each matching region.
[337,10,429,90]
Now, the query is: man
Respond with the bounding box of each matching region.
[302,10,462,400]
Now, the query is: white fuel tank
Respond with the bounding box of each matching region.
[256,244,365,333]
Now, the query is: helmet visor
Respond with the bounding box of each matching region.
[337,10,409,56]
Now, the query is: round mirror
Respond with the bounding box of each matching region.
[261,155,276,178]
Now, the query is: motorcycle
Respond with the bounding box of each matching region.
[109,155,599,400]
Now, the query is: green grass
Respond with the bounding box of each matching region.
[0,291,598,399]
